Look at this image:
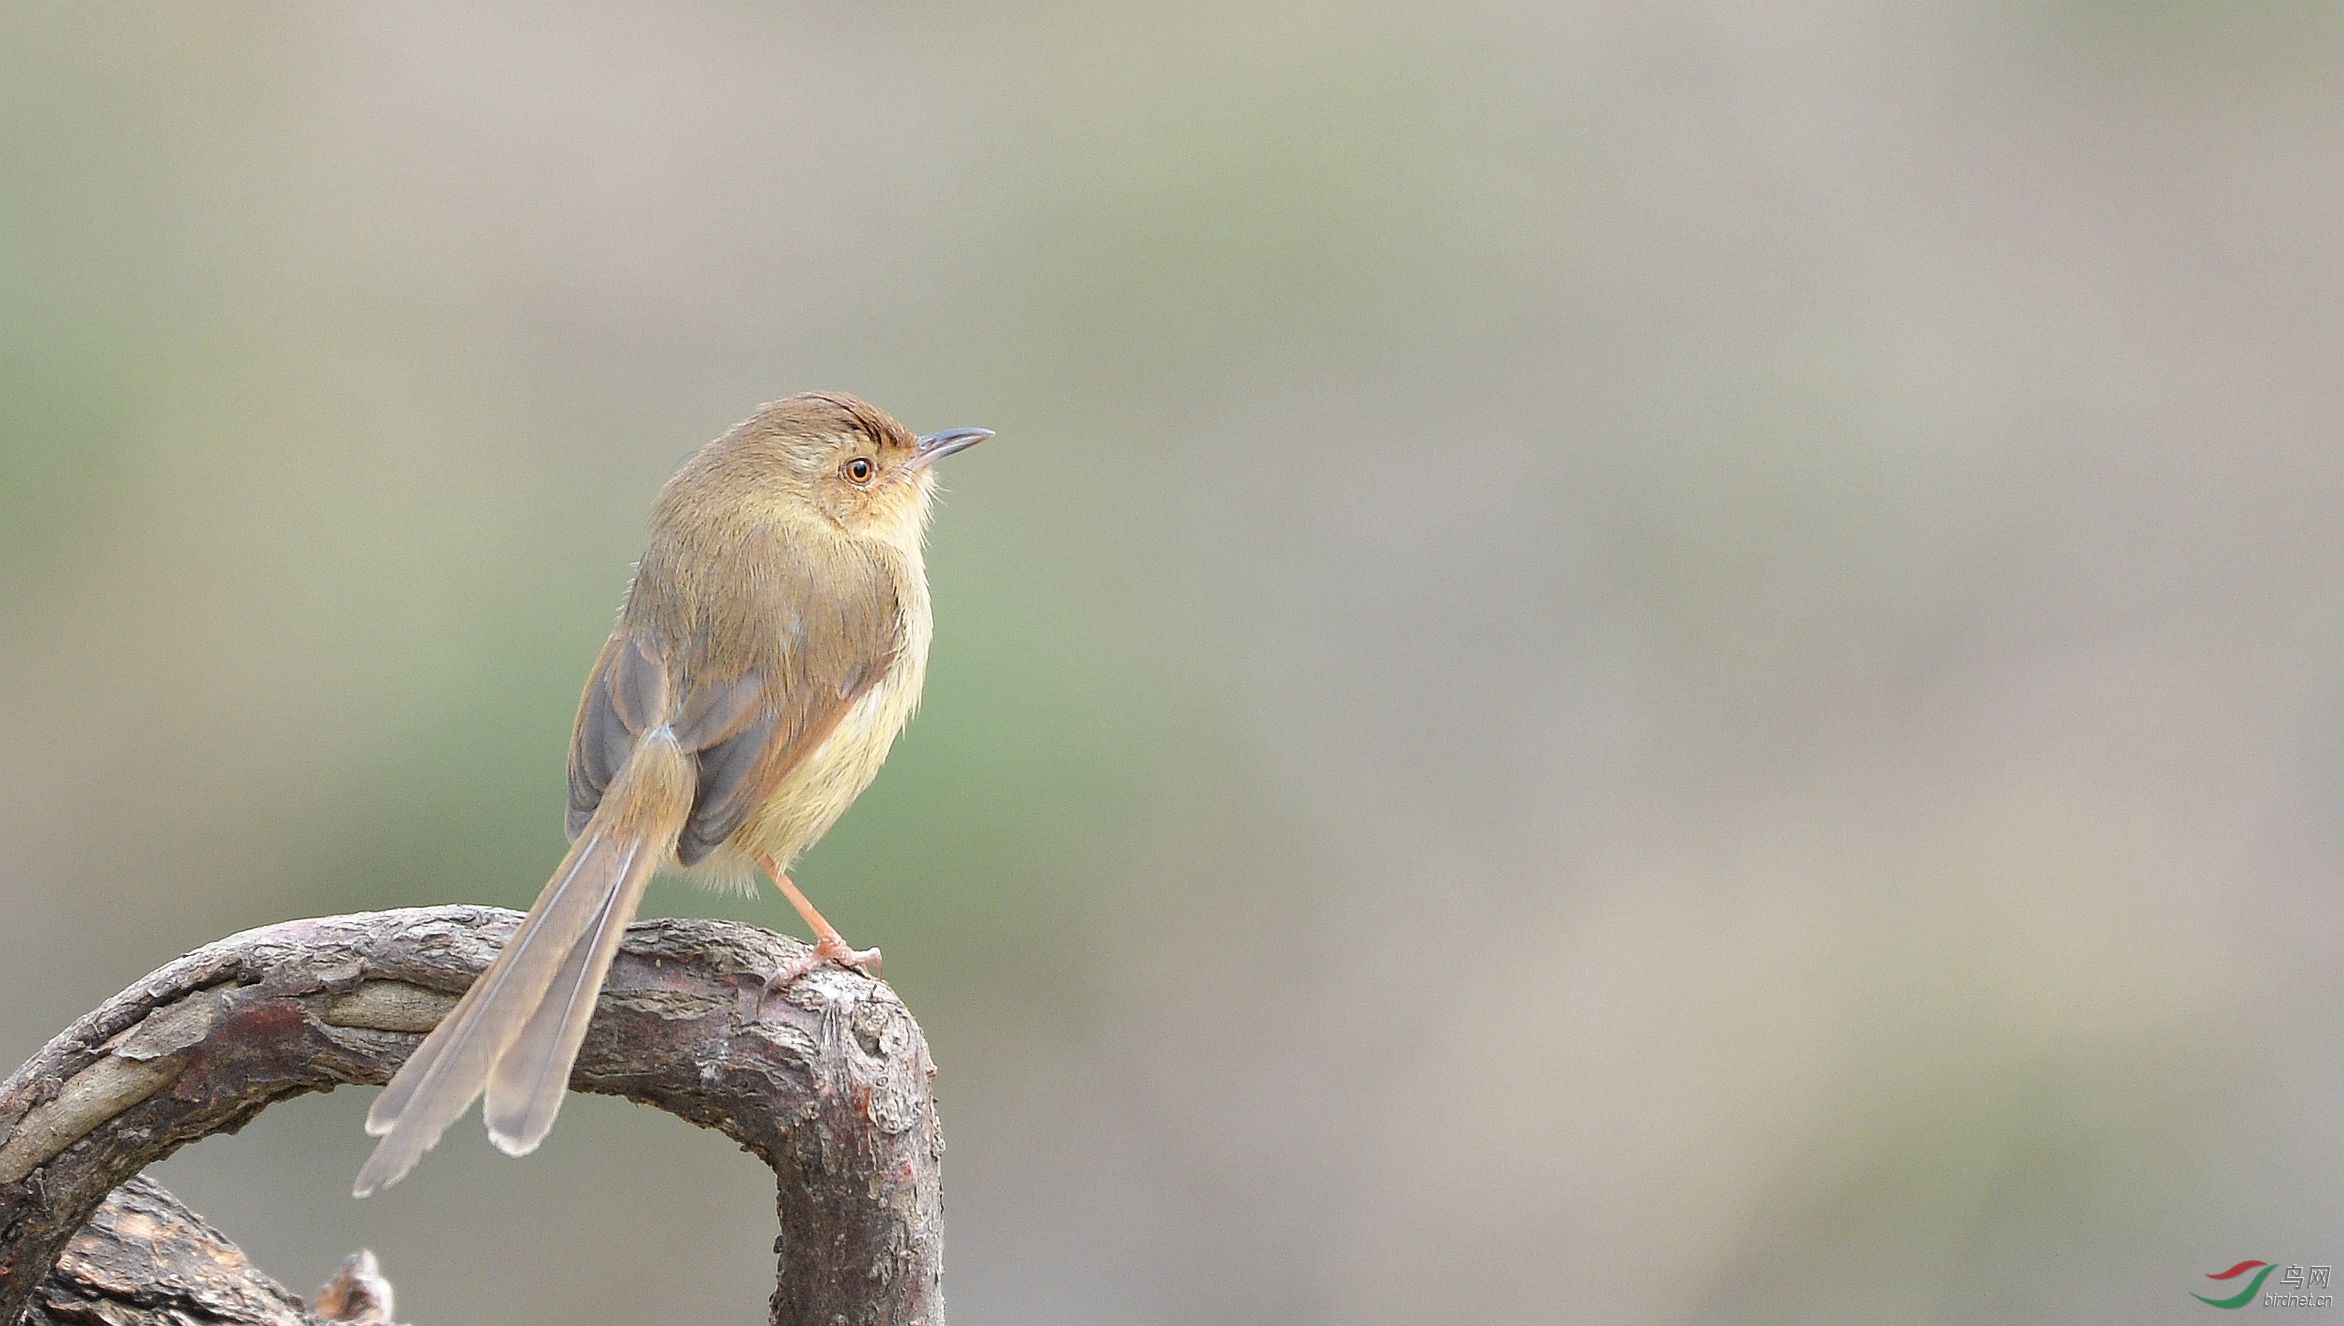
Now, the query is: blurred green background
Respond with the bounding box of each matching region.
[3,5,2340,1323]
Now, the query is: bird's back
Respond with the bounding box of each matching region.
[620,496,929,879]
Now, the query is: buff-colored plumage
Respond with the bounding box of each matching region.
[355,393,987,1197]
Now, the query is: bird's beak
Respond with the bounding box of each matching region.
[908,427,992,471]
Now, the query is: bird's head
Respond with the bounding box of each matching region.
[740,392,989,546]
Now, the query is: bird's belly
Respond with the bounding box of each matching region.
[717,650,925,875]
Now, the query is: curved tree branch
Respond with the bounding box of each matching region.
[0,907,944,1326]
[28,1176,386,1326]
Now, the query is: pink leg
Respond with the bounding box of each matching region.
[759,855,882,988]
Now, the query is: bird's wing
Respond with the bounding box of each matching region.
[565,535,903,865]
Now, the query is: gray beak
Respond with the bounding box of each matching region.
[908,427,992,470]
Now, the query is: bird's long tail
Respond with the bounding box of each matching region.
[353,731,693,1197]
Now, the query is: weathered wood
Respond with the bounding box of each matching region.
[0,907,944,1326]
[26,1177,330,1326]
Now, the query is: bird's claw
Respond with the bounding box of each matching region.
[759,935,882,1004]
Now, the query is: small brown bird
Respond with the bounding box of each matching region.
[354,393,989,1197]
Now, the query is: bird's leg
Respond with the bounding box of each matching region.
[758,854,882,992]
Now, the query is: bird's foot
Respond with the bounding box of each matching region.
[764,934,883,998]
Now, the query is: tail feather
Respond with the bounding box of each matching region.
[353,733,690,1198]
[360,832,609,1138]
[482,837,656,1155]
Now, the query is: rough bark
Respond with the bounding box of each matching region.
[27,1177,331,1326]
[0,907,944,1326]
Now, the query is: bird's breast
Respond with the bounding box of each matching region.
[721,575,931,872]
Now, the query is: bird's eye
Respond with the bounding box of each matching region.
[844,457,876,485]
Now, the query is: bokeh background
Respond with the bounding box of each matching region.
[4,5,2340,1323]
